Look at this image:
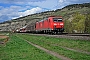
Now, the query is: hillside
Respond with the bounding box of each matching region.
[0,3,90,33]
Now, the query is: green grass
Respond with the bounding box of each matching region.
[18,34,90,52]
[0,34,60,60]
[0,38,5,41]
[17,34,90,60]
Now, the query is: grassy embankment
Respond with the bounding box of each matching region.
[17,34,90,60]
[0,34,60,60]
[0,38,5,42]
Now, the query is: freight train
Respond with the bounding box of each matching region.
[15,16,64,34]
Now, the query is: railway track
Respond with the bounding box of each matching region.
[65,33,90,36]
[28,33,90,40]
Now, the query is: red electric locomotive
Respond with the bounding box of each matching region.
[35,16,64,34]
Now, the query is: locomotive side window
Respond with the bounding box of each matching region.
[53,18,62,22]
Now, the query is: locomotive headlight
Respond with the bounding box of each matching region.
[54,24,57,25]
[60,23,63,25]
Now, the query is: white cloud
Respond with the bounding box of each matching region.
[10,7,42,19]
[0,5,43,22]
[19,7,42,17]
[59,0,66,3]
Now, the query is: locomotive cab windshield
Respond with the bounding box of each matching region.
[53,18,62,22]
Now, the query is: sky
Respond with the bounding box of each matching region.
[0,0,90,23]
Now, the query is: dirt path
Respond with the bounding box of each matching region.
[24,40,71,60]
[16,34,90,60]
[16,35,71,60]
[0,35,9,44]
[26,35,90,55]
[52,44,90,55]
[40,40,90,55]
[60,46,90,55]
[0,35,8,39]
